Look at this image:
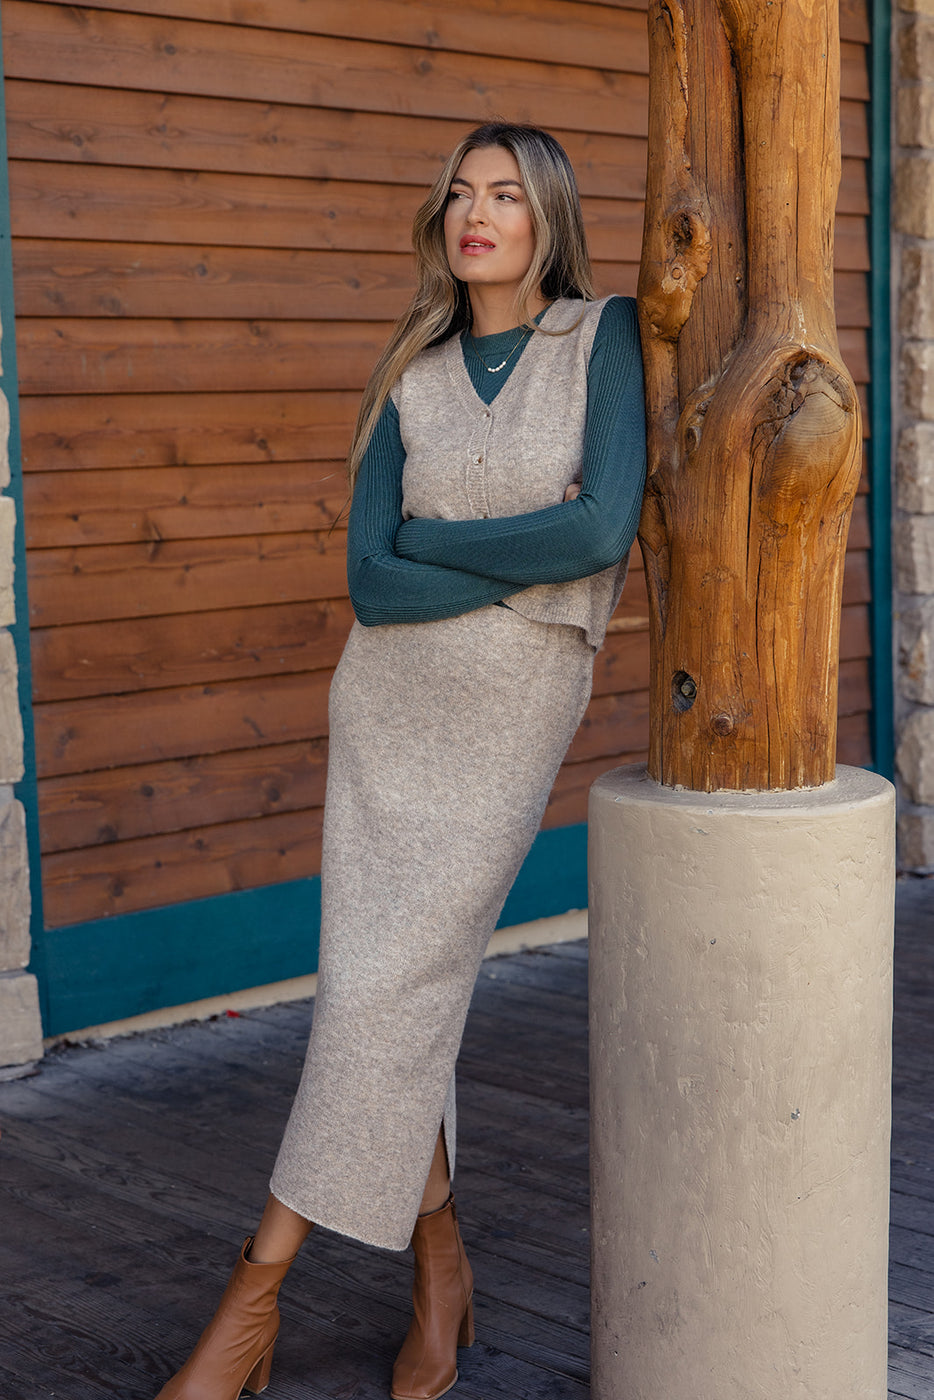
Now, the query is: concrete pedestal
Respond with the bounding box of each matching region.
[588,763,895,1400]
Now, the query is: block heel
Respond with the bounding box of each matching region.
[243,1340,275,1394]
[391,1194,475,1400]
[153,1238,294,1400]
[457,1297,475,1349]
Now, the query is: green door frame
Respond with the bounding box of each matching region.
[869,0,895,781]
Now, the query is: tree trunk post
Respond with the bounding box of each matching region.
[637,0,861,791]
[588,3,896,1395]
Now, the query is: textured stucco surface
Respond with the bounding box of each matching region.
[588,764,895,1400]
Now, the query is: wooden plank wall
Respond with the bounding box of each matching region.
[2,0,874,930]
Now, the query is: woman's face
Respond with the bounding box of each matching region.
[443,145,537,298]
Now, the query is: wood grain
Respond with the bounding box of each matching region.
[2,2,871,92]
[15,270,866,398]
[836,710,871,766]
[839,0,871,43]
[27,596,652,706]
[841,97,869,159]
[23,461,350,547]
[41,807,325,926]
[45,603,814,854]
[607,0,870,46]
[27,530,350,628]
[38,738,329,853]
[19,390,360,470]
[543,753,648,830]
[29,599,357,703]
[30,653,663,787]
[29,590,867,711]
[8,258,853,387]
[12,240,418,320]
[566,690,652,764]
[836,657,872,716]
[8,159,646,263]
[11,0,652,79]
[34,670,334,779]
[637,0,864,789]
[847,493,870,550]
[10,236,866,322]
[840,602,870,661]
[39,689,691,854]
[549,651,868,831]
[839,327,869,383]
[4,78,869,212]
[15,318,389,397]
[2,3,650,137]
[5,0,877,923]
[3,81,651,200]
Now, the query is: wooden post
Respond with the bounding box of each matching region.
[587,6,896,1395]
[637,0,862,792]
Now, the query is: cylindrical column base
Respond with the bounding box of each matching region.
[588,763,895,1400]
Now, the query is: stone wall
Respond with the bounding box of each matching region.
[895,0,934,872]
[0,306,42,1072]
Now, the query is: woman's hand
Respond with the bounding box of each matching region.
[563,483,582,502]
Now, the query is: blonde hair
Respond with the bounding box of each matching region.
[346,122,595,489]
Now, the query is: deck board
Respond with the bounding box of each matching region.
[0,875,931,1396]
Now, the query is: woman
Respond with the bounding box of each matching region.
[154,121,646,1400]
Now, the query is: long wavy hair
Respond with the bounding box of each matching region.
[346,122,596,489]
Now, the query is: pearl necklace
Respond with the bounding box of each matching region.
[467,325,533,373]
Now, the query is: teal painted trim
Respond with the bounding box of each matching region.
[868,0,895,780]
[0,37,47,1004]
[42,878,323,1037]
[40,821,589,1036]
[499,821,587,929]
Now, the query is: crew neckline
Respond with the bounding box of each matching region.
[466,303,553,348]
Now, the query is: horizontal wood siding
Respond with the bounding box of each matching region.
[2,0,875,929]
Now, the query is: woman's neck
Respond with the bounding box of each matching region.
[467,285,549,338]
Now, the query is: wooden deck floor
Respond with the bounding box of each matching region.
[0,877,931,1399]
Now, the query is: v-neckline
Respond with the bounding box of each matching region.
[446,300,560,414]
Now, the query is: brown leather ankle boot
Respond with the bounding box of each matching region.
[154,1237,295,1399]
[391,1194,475,1400]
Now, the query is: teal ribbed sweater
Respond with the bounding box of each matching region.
[347,295,646,626]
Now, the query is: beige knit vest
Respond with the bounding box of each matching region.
[394,296,628,650]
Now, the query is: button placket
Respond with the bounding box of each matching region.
[465,410,493,518]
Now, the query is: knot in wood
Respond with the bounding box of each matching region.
[710,713,735,737]
[671,671,697,712]
[756,352,859,522]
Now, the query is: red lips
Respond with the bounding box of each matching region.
[459,235,495,250]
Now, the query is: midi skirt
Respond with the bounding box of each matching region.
[270,603,594,1249]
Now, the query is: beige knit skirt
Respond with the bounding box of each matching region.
[269,603,594,1249]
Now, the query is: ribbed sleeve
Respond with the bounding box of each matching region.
[394,296,645,582]
[346,402,518,626]
[346,295,646,626]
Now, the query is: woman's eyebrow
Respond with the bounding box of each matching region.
[448,177,523,190]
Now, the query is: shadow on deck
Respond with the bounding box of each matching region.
[0,877,931,1399]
